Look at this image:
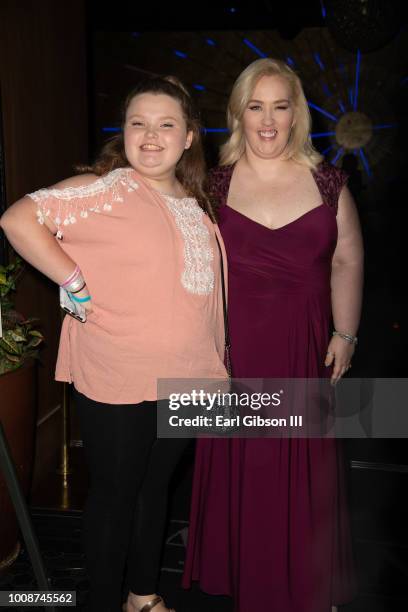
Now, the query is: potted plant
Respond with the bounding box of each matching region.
[0,257,44,568]
[0,258,44,373]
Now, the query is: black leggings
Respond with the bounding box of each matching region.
[73,388,191,611]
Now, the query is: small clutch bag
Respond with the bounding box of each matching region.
[59,287,87,323]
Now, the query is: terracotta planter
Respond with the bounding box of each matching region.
[0,360,36,568]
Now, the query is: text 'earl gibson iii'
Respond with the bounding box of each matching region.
[169,415,304,428]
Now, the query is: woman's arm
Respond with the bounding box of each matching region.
[0,174,96,306]
[0,195,78,284]
[325,186,364,382]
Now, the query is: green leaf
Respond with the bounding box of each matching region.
[0,360,20,374]
[27,337,43,348]
[28,330,44,339]
[10,330,27,342]
[0,334,21,355]
[1,254,43,375]
[5,353,21,363]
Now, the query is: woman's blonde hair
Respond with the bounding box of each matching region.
[220,58,322,169]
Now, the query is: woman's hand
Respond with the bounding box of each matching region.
[324,334,355,385]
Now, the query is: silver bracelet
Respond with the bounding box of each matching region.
[332,330,358,345]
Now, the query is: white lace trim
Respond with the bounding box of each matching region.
[163,195,214,295]
[28,168,139,239]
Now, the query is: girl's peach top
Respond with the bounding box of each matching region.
[28,167,227,404]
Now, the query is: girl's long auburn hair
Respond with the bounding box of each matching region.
[79,76,216,221]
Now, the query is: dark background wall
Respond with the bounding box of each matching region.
[0,0,88,479]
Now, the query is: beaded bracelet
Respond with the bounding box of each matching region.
[332,330,358,345]
[70,293,91,303]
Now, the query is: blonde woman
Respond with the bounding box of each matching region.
[183,59,362,612]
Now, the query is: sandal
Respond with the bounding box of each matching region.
[140,596,175,612]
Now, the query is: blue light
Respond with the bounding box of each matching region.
[321,145,333,156]
[349,88,354,107]
[311,131,336,138]
[102,127,121,132]
[353,49,361,111]
[373,123,398,130]
[174,50,188,58]
[243,38,267,58]
[131,32,140,38]
[322,83,332,97]
[338,62,347,76]
[307,101,338,122]
[229,7,236,12]
[338,100,346,114]
[202,128,229,133]
[359,148,371,177]
[193,84,206,91]
[314,53,325,71]
[286,56,295,67]
[206,38,216,46]
[320,0,327,18]
[331,147,344,165]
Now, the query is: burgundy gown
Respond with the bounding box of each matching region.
[182,162,357,612]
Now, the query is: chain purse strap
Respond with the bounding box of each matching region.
[215,234,232,379]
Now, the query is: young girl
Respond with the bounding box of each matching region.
[0,76,227,612]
